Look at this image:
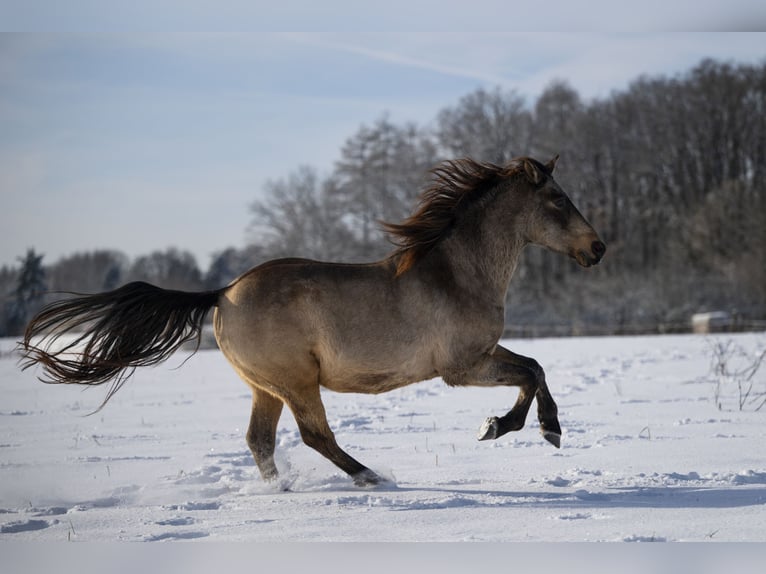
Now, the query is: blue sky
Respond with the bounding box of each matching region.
[2,31,766,271]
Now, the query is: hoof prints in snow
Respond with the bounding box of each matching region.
[76,455,171,463]
[203,451,253,466]
[1,519,53,534]
[145,531,209,542]
[162,501,221,511]
[147,514,209,541]
[623,534,668,542]
[547,477,572,487]
[71,496,122,511]
[556,513,592,520]
[30,507,69,516]
[155,516,196,526]
[331,493,541,511]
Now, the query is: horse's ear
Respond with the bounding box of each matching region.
[523,159,544,185]
[545,154,559,173]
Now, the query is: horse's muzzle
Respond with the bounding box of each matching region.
[575,240,606,267]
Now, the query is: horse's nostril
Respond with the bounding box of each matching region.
[592,240,606,258]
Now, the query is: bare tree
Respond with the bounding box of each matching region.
[331,116,437,259]
[436,86,532,163]
[47,250,128,294]
[126,248,204,291]
[250,166,358,261]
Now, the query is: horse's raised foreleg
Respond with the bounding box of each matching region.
[246,387,284,481]
[493,345,561,447]
[286,385,382,487]
[445,345,561,448]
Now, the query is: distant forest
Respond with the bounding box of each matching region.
[2,58,765,337]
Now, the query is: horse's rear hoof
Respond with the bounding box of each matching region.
[542,430,561,448]
[477,417,500,441]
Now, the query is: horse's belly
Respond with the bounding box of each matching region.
[319,362,436,394]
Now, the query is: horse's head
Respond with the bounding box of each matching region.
[518,155,606,267]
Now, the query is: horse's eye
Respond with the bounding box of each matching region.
[551,195,567,210]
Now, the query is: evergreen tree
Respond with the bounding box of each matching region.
[6,249,47,336]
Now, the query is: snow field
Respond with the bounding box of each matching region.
[1,333,765,542]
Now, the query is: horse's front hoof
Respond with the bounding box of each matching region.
[477,417,500,441]
[353,469,384,487]
[541,429,561,448]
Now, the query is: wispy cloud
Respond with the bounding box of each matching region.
[287,34,514,86]
[285,33,766,101]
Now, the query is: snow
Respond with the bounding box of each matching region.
[1,332,766,543]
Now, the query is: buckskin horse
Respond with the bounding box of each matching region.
[22,156,605,486]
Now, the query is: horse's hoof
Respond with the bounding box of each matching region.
[268,476,293,492]
[477,417,500,441]
[542,430,561,448]
[353,469,384,487]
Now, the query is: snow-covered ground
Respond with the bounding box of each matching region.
[1,332,765,542]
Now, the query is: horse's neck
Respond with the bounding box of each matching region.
[427,225,527,305]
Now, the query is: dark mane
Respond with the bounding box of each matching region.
[383,158,527,275]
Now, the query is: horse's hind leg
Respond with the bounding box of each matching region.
[246,387,284,481]
[286,385,381,487]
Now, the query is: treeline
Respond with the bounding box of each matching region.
[245,58,766,334]
[2,58,765,337]
[0,247,220,337]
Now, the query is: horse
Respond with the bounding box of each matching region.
[21,155,605,487]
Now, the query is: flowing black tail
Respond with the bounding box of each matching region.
[20,281,223,409]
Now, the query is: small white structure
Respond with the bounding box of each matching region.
[691,311,732,334]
